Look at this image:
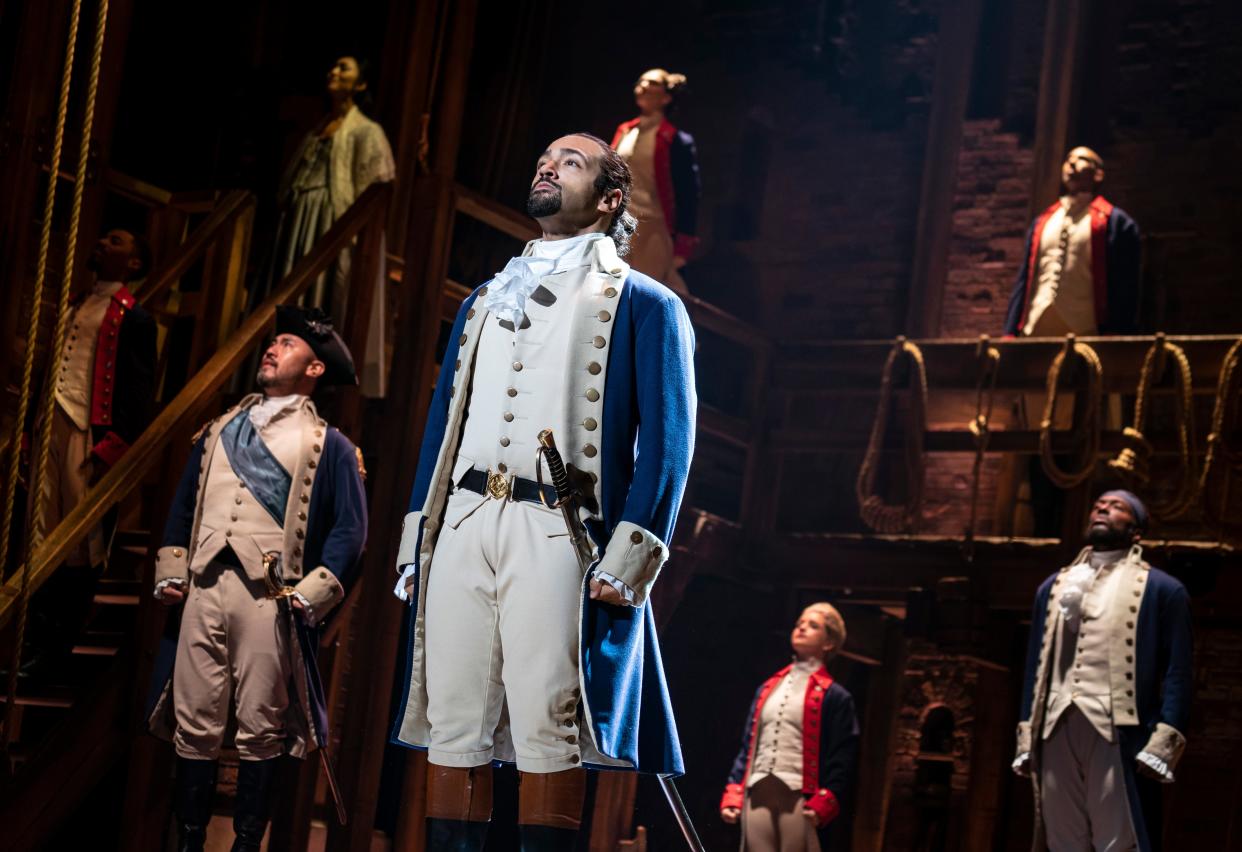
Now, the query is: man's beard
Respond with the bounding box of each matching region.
[255,367,275,389]
[526,185,562,218]
[1086,522,1133,550]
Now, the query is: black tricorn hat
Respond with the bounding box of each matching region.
[274,305,357,386]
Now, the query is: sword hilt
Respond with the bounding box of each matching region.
[536,429,575,507]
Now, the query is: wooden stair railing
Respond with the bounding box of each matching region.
[0,179,389,629]
[0,180,390,852]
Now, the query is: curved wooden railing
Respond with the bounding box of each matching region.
[0,181,391,629]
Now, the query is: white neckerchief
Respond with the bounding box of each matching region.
[790,657,821,676]
[91,280,124,299]
[483,232,606,326]
[1058,547,1127,630]
[248,393,307,431]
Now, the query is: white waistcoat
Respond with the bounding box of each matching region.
[1043,554,1128,742]
[749,661,815,791]
[190,407,306,581]
[457,239,604,486]
[55,282,122,430]
[1024,197,1096,336]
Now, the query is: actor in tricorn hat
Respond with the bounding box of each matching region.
[147,305,367,851]
[1014,490,1192,851]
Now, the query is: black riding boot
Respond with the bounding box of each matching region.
[173,757,218,852]
[519,824,579,851]
[231,758,279,851]
[426,817,490,850]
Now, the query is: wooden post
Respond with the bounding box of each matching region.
[850,617,908,852]
[326,2,478,849]
[903,0,986,338]
[1029,0,1092,210]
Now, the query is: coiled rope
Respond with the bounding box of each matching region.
[1038,334,1104,489]
[965,336,1000,556]
[1200,338,1242,538]
[1107,334,1197,519]
[3,0,109,748]
[856,336,928,534]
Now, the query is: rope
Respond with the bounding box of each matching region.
[3,0,108,749]
[1107,334,1197,519]
[1037,334,1104,489]
[965,336,1000,556]
[856,336,928,534]
[1200,338,1242,536]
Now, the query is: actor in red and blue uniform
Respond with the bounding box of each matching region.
[720,603,859,851]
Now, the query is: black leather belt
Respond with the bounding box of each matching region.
[457,467,557,506]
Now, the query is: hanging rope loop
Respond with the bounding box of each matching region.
[965,335,1001,554]
[1038,333,1104,489]
[1107,333,1197,518]
[1200,338,1242,539]
[856,336,929,534]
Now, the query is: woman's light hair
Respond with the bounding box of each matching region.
[803,602,847,660]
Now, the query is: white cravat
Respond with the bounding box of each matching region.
[248,393,307,431]
[483,232,606,325]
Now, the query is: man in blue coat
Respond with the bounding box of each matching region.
[147,306,367,852]
[391,132,696,850]
[1013,491,1193,851]
[1004,147,1142,337]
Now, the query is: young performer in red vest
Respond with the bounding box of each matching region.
[720,603,859,851]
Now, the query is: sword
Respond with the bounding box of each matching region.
[264,552,349,826]
[535,430,706,852]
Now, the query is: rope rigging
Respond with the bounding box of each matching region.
[856,336,928,534]
[1037,334,1103,489]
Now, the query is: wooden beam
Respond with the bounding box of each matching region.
[850,618,906,851]
[1030,0,1091,209]
[904,0,986,337]
[327,3,479,849]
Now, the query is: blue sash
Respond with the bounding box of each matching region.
[219,410,292,525]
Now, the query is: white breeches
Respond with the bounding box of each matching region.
[1040,706,1138,851]
[423,488,586,773]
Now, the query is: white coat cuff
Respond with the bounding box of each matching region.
[155,545,190,586]
[291,566,345,620]
[593,571,639,606]
[1138,722,1186,776]
[594,521,668,607]
[291,592,319,627]
[1012,752,1031,777]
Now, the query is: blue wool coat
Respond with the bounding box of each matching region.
[390,262,696,776]
[1019,562,1193,851]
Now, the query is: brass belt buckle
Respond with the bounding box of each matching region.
[486,469,511,501]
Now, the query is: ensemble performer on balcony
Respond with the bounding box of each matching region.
[147,306,367,852]
[391,132,696,851]
[719,603,859,852]
[610,68,701,295]
[20,227,156,672]
[260,55,395,397]
[1004,146,1142,337]
[1013,491,1193,852]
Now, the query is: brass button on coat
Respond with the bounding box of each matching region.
[507,387,518,397]
[296,529,305,539]
[513,361,523,371]
[587,362,601,375]
[298,511,307,521]
[499,437,510,447]
[630,531,643,544]
[467,308,476,319]
[593,336,606,349]
[604,287,617,298]
[583,418,598,431]
[597,310,611,322]
[585,388,599,402]
[504,412,514,422]
[459,334,468,345]
[582,444,597,458]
